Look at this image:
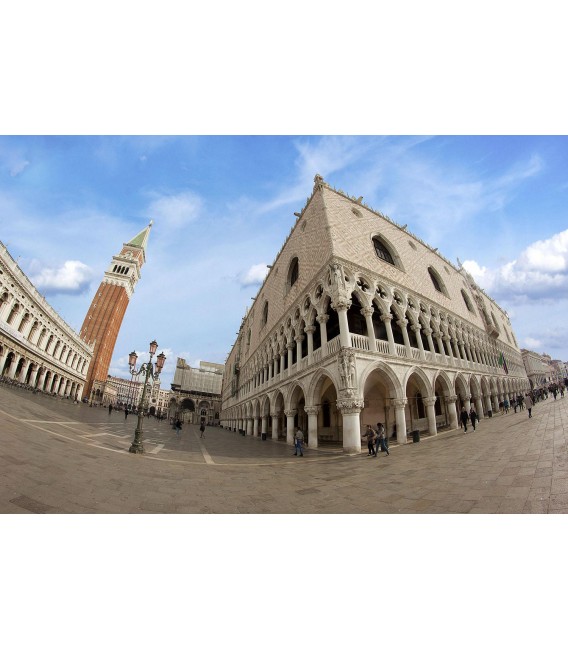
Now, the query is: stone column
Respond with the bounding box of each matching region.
[423,327,435,355]
[280,350,286,376]
[295,334,305,366]
[304,406,319,449]
[316,314,329,356]
[411,324,426,360]
[76,384,84,402]
[261,415,268,437]
[271,413,280,440]
[443,335,454,364]
[246,417,253,435]
[393,398,408,445]
[29,364,40,388]
[435,332,447,363]
[423,396,438,436]
[336,398,363,454]
[285,409,297,445]
[381,314,396,355]
[397,319,411,354]
[287,342,294,376]
[361,307,375,351]
[484,394,492,415]
[492,393,500,412]
[475,395,484,418]
[445,395,459,429]
[336,304,351,348]
[18,358,31,384]
[7,353,21,379]
[253,417,259,437]
[464,393,472,412]
[305,325,315,364]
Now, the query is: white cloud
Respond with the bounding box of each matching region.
[524,337,542,349]
[462,228,568,302]
[147,191,203,228]
[29,260,94,295]
[238,263,269,287]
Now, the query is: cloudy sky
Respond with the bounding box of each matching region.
[1,135,567,387]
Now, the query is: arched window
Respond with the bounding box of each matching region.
[415,392,426,419]
[262,301,268,326]
[428,267,447,296]
[288,257,299,288]
[461,289,474,312]
[372,237,395,266]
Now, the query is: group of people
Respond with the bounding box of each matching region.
[459,406,480,433]
[362,423,390,457]
[173,419,206,439]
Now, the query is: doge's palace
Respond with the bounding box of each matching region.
[221,175,530,453]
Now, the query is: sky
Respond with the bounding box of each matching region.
[1,135,567,388]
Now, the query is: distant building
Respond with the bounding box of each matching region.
[521,349,558,387]
[80,222,153,400]
[221,175,530,453]
[170,359,224,424]
[90,374,171,416]
[0,240,93,399]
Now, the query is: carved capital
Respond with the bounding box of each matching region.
[361,307,374,318]
[316,314,329,324]
[380,314,393,323]
[294,334,305,344]
[445,395,458,404]
[332,297,352,311]
[304,325,316,334]
[422,327,432,336]
[411,324,422,333]
[336,398,364,414]
[286,342,295,350]
[304,406,320,416]
[423,397,437,406]
[284,409,297,418]
[392,398,408,409]
[396,319,408,329]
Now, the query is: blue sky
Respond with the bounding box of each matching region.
[1,135,567,387]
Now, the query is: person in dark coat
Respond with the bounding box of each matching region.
[469,407,478,431]
[460,407,469,433]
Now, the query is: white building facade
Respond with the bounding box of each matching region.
[170,359,224,424]
[0,240,93,399]
[91,374,171,415]
[220,176,530,453]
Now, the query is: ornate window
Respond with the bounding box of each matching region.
[428,267,447,296]
[461,289,474,312]
[262,301,268,327]
[287,257,299,290]
[372,237,395,266]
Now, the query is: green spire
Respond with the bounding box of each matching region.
[127,220,153,250]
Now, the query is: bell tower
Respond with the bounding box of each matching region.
[81,221,153,399]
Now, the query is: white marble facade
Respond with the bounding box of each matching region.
[0,241,92,399]
[220,176,530,453]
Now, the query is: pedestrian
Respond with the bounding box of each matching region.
[124,408,129,420]
[293,427,304,456]
[108,403,113,414]
[376,422,389,456]
[460,406,469,433]
[503,399,509,414]
[363,425,377,456]
[199,422,205,438]
[523,393,534,418]
[469,407,477,431]
[175,418,182,437]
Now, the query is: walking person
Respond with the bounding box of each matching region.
[199,422,205,438]
[503,398,509,414]
[469,407,478,431]
[523,393,534,418]
[293,427,304,457]
[108,403,113,415]
[175,418,182,438]
[376,422,389,456]
[460,406,469,433]
[124,408,129,420]
[363,425,377,456]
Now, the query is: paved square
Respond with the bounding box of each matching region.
[1,384,567,513]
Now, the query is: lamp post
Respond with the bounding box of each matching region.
[127,350,139,411]
[128,340,166,454]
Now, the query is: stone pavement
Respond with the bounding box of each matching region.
[1,383,567,513]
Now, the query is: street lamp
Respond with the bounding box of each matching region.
[128,340,166,454]
[127,350,139,410]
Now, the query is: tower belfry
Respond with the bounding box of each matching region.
[81,222,152,398]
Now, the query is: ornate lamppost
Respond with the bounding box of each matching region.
[128,340,166,454]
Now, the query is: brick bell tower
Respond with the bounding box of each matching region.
[81,221,153,399]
